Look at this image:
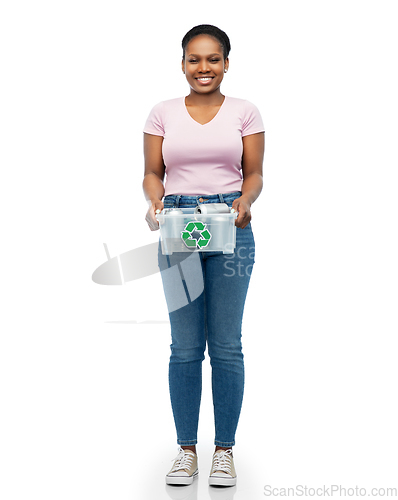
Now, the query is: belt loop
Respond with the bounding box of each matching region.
[175,195,181,207]
[218,193,224,203]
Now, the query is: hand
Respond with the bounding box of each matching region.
[145,199,164,231]
[231,196,252,229]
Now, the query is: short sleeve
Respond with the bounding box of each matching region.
[241,100,265,137]
[143,101,165,136]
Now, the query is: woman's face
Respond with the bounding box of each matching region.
[182,34,229,95]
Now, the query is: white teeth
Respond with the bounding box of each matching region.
[197,77,212,81]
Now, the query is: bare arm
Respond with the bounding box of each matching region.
[142,133,166,230]
[232,132,265,228]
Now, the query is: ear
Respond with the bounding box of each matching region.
[181,59,185,74]
[224,57,229,73]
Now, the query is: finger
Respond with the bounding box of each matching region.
[233,209,242,226]
[235,217,243,227]
[236,213,250,228]
[145,212,159,231]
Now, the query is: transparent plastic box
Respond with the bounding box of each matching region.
[156,208,238,255]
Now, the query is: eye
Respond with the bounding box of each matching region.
[189,59,198,63]
[210,58,220,63]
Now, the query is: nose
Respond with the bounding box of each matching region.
[197,60,210,73]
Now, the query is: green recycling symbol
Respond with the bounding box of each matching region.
[181,220,212,249]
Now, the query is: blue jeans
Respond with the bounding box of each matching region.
[157,191,255,447]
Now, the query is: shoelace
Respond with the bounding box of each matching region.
[211,449,233,474]
[170,447,194,472]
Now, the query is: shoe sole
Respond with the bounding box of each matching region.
[209,475,237,486]
[166,469,198,485]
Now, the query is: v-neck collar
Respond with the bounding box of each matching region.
[183,96,227,126]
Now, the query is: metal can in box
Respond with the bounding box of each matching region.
[194,203,230,215]
[205,215,225,248]
[164,208,184,240]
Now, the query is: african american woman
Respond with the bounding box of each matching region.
[142,24,264,487]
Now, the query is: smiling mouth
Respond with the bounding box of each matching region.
[195,77,214,82]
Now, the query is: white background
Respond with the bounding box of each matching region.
[1,1,397,499]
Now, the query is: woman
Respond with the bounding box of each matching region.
[142,24,264,487]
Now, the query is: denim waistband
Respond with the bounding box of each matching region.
[163,191,242,207]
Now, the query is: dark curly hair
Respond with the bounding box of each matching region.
[182,24,231,60]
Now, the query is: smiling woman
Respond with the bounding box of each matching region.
[181,27,230,125]
[141,23,265,488]
[183,36,228,96]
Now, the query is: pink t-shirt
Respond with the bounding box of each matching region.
[143,96,264,196]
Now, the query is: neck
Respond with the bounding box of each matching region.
[186,89,225,107]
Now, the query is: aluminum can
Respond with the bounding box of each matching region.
[207,215,225,249]
[164,208,184,247]
[194,202,230,214]
[165,208,183,215]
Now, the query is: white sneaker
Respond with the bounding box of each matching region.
[209,449,237,486]
[166,447,198,485]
